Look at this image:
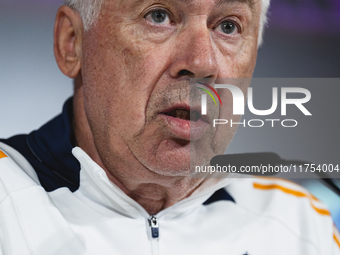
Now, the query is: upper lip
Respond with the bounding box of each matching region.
[159,103,191,114]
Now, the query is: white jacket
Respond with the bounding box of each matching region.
[0,142,339,255]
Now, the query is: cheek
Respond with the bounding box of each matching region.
[86,20,170,88]
[236,40,258,76]
[216,36,258,78]
[81,28,172,142]
[121,45,164,86]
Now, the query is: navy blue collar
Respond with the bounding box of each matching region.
[1,97,80,192]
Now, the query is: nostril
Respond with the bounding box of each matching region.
[178,69,192,76]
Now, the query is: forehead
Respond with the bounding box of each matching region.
[128,0,258,10]
[216,0,257,9]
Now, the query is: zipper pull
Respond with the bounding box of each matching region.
[148,215,159,238]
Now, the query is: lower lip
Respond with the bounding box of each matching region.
[159,114,209,140]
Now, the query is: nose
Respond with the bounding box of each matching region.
[169,21,218,79]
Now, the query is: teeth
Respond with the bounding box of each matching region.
[182,111,188,119]
[173,110,189,120]
[175,110,182,118]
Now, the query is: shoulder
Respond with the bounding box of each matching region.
[228,177,330,216]
[0,142,40,202]
[0,144,82,254]
[226,176,340,253]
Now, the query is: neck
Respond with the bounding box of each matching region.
[72,76,204,215]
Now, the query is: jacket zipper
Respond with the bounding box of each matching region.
[143,180,233,254]
[148,215,159,255]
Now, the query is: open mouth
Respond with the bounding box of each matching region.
[163,108,201,122]
[159,106,209,140]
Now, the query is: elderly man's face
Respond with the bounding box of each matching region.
[80,0,260,180]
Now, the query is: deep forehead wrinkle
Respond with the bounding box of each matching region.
[215,0,257,11]
[130,0,257,10]
[169,0,256,6]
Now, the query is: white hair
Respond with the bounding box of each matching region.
[64,0,270,45]
[63,0,103,31]
[259,0,271,45]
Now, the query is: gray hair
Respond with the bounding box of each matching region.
[64,0,270,45]
[63,0,103,31]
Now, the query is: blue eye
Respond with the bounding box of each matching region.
[146,10,170,24]
[151,11,167,23]
[219,21,238,34]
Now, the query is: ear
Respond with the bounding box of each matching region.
[54,6,82,78]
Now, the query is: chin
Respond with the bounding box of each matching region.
[135,139,192,177]
[138,139,222,178]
